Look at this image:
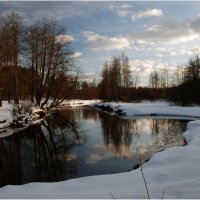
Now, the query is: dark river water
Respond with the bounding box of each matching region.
[0,106,188,187]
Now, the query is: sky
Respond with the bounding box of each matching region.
[1,1,200,85]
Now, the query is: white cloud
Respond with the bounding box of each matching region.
[82,31,103,41]
[110,4,133,17]
[169,49,193,56]
[132,9,163,20]
[130,59,156,74]
[147,24,161,31]
[79,72,102,83]
[83,31,131,51]
[56,34,74,43]
[130,59,176,74]
[73,52,82,58]
[117,10,130,17]
[129,19,199,45]
[119,4,133,9]
[133,46,195,57]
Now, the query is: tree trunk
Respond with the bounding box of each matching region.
[0,88,2,107]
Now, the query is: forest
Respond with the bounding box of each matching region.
[80,53,200,105]
[0,12,200,108]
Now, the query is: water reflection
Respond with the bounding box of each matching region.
[99,112,133,157]
[98,112,186,160]
[0,106,188,187]
[0,110,82,187]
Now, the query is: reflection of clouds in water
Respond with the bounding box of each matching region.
[85,119,98,123]
[135,119,151,134]
[86,153,107,164]
[86,143,142,164]
[86,144,108,164]
[136,146,153,155]
[136,140,153,149]
[107,144,133,157]
[61,153,77,161]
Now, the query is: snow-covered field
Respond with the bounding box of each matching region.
[1,100,200,198]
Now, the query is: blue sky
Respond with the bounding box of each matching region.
[1,1,200,85]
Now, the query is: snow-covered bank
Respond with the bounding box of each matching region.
[0,101,12,129]
[62,99,100,107]
[0,101,200,198]
[0,101,44,138]
[92,101,200,119]
[0,100,99,133]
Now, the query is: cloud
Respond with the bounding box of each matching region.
[133,46,195,57]
[56,34,74,43]
[129,20,199,45]
[129,59,176,74]
[147,24,161,31]
[169,49,193,56]
[132,9,163,20]
[73,52,82,58]
[129,59,177,86]
[79,72,102,83]
[117,10,130,17]
[130,59,156,74]
[110,4,133,17]
[83,31,131,51]
[190,17,200,33]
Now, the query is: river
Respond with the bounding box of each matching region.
[0,106,188,187]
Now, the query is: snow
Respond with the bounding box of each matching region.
[1,101,200,198]
[0,101,13,129]
[92,101,200,119]
[0,101,38,137]
[62,99,100,107]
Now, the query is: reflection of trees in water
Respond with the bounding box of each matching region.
[0,133,22,186]
[68,106,99,121]
[98,112,134,157]
[98,112,187,161]
[0,110,81,187]
[152,119,187,152]
[81,107,99,121]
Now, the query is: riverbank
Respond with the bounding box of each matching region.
[1,100,200,198]
[0,101,44,138]
[0,100,99,135]
[92,101,200,119]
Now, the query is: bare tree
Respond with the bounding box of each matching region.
[160,65,169,88]
[111,56,121,101]
[121,53,132,101]
[100,62,112,101]
[171,65,184,86]
[149,69,160,89]
[26,18,77,108]
[4,12,22,104]
[0,12,22,104]
[100,53,133,102]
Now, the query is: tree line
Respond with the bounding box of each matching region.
[0,12,78,108]
[79,53,200,105]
